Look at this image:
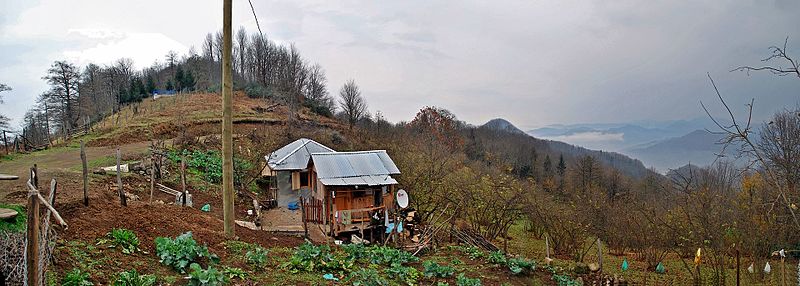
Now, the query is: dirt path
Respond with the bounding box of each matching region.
[0,141,151,203]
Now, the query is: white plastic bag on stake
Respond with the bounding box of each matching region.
[764,261,771,274]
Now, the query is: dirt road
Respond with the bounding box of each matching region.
[0,141,151,203]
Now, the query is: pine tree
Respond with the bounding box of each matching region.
[146,75,156,95]
[557,154,566,177]
[182,70,196,91]
[543,155,553,178]
[174,66,185,91]
[166,80,174,91]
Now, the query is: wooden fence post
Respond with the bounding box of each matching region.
[597,238,603,272]
[150,151,155,202]
[26,167,40,286]
[116,148,127,206]
[81,140,89,206]
[181,154,187,206]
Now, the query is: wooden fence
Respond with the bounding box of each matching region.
[300,198,324,224]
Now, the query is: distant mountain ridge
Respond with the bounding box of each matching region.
[526,118,724,172]
[625,130,724,171]
[481,118,653,178]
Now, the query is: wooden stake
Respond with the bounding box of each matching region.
[116,148,127,206]
[545,236,551,259]
[150,151,155,202]
[736,248,740,286]
[221,0,235,237]
[181,154,187,206]
[80,140,89,206]
[597,238,603,272]
[26,171,40,286]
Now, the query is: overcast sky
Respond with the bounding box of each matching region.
[1,0,799,131]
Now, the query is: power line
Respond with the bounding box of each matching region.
[247,0,264,37]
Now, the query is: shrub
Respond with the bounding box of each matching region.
[113,269,156,286]
[188,263,227,286]
[423,261,455,278]
[456,273,482,286]
[155,232,218,273]
[100,229,140,254]
[62,268,93,286]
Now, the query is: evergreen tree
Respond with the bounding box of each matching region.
[557,154,566,177]
[166,80,174,91]
[146,75,156,94]
[174,66,185,91]
[182,70,196,91]
[543,155,553,178]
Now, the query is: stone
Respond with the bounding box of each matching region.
[0,208,18,219]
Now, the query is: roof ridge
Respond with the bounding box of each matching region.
[311,150,386,155]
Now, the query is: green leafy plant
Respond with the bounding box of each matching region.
[456,273,482,286]
[423,261,455,278]
[222,266,247,280]
[283,242,353,274]
[245,246,269,268]
[113,269,156,286]
[348,268,389,286]
[62,268,94,286]
[364,246,419,266]
[188,263,227,286]
[155,232,218,273]
[506,257,536,275]
[384,264,420,286]
[487,251,507,265]
[459,246,485,260]
[99,229,141,254]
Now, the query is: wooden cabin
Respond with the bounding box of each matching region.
[309,150,401,235]
[263,139,401,236]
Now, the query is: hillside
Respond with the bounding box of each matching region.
[482,118,527,135]
[0,94,575,285]
[482,118,654,179]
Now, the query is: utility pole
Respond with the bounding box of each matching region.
[221,0,235,237]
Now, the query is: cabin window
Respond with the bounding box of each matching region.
[300,171,309,187]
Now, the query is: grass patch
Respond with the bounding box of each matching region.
[0,204,26,233]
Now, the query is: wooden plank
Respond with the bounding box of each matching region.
[0,208,17,219]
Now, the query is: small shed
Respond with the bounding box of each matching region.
[262,138,335,208]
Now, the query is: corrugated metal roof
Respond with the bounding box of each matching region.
[265,138,335,171]
[311,150,401,186]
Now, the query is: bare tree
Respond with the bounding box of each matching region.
[338,79,367,129]
[0,83,10,129]
[235,27,248,80]
[165,50,178,69]
[42,61,82,131]
[732,37,799,78]
[702,74,800,229]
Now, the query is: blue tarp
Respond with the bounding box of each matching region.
[287,201,299,210]
[153,89,177,95]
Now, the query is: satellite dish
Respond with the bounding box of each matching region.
[396,189,409,209]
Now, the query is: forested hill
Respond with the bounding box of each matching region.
[480,118,654,179]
